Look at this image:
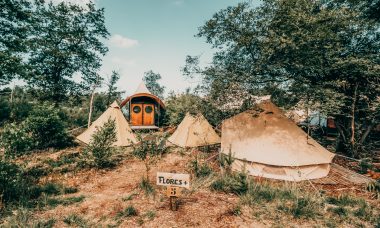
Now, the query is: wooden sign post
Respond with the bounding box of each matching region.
[157,172,190,211]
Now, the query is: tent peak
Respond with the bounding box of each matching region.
[135,81,151,94]
[110,101,120,108]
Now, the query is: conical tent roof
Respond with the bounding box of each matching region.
[168,113,221,148]
[77,101,137,147]
[135,81,151,94]
[221,100,335,181]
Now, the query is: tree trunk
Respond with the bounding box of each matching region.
[350,83,358,156]
[87,86,96,128]
[359,119,376,144]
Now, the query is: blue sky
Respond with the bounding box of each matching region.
[56,0,261,97]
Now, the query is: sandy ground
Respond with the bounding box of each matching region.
[33,150,266,227]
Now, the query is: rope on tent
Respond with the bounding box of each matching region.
[334,154,361,162]
[67,124,87,133]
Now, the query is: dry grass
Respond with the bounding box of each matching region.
[1,145,379,227]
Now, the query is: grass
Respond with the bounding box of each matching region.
[210,172,379,225]
[122,192,138,201]
[63,214,89,227]
[1,208,56,228]
[139,177,155,196]
[143,210,156,220]
[38,194,85,208]
[117,205,138,218]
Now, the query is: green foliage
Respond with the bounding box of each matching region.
[139,177,155,196]
[165,91,225,126]
[106,70,123,106]
[143,70,165,99]
[219,150,235,175]
[132,133,166,178]
[189,159,212,178]
[117,205,138,218]
[280,198,319,219]
[1,208,56,228]
[210,172,249,195]
[63,214,89,227]
[24,105,74,150]
[0,122,33,157]
[0,0,31,85]
[26,1,109,103]
[359,158,373,174]
[0,160,31,204]
[192,0,380,157]
[83,118,117,169]
[144,210,156,220]
[38,195,85,208]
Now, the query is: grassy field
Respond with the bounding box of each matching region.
[1,145,379,227]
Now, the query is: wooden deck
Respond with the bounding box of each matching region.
[312,163,373,185]
[131,125,159,130]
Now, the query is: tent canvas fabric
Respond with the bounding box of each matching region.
[221,100,335,181]
[76,101,137,147]
[135,81,151,94]
[168,113,221,148]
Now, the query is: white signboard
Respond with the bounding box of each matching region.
[157,172,190,189]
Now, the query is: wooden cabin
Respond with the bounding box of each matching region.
[120,82,165,130]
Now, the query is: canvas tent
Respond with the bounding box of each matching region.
[76,101,137,147]
[221,100,335,181]
[168,113,221,148]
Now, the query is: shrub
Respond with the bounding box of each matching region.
[219,149,235,175]
[63,214,89,227]
[189,159,212,178]
[210,172,249,195]
[83,118,117,168]
[117,205,138,218]
[0,160,32,204]
[359,158,373,174]
[0,122,33,157]
[139,177,155,196]
[132,133,165,178]
[24,105,74,150]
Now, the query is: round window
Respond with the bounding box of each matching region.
[145,106,153,113]
[133,106,141,113]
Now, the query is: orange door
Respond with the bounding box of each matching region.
[131,104,143,126]
[143,104,154,126]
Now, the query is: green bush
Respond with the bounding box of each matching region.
[132,133,165,178]
[190,159,212,178]
[210,172,249,195]
[117,205,138,218]
[83,118,117,168]
[0,160,33,204]
[0,122,33,157]
[24,105,74,149]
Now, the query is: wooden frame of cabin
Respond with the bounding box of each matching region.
[120,92,165,130]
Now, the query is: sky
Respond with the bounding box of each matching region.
[97,0,247,97]
[49,0,261,97]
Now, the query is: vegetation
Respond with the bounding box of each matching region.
[143,70,165,99]
[82,118,117,169]
[186,0,380,157]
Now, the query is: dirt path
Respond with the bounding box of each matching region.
[35,152,265,227]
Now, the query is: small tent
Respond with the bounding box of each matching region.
[76,101,137,147]
[168,113,221,148]
[221,100,335,181]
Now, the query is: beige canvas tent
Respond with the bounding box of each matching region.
[168,113,221,148]
[77,101,137,147]
[221,100,335,181]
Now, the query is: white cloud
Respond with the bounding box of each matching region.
[48,0,92,7]
[109,34,139,49]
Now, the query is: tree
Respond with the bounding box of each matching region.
[0,0,32,85]
[106,70,122,106]
[143,70,165,99]
[190,0,380,157]
[26,1,109,103]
